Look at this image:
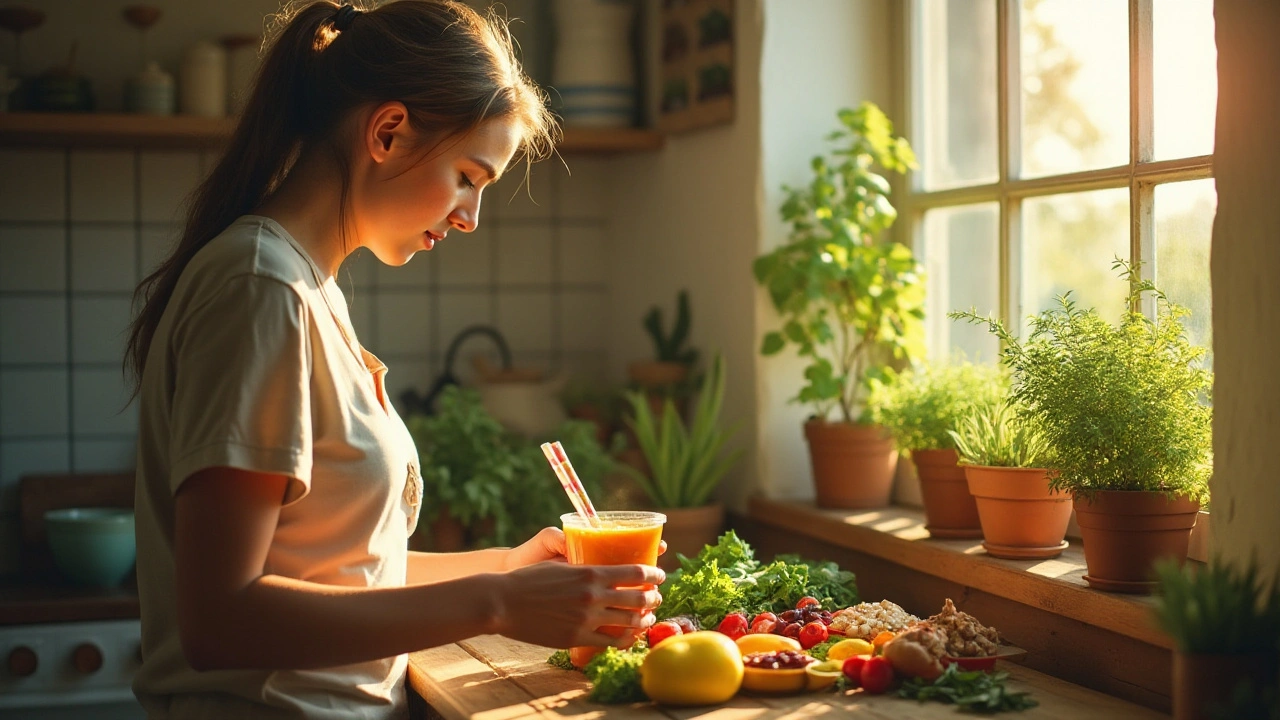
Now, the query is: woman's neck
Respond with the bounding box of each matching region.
[255,149,350,278]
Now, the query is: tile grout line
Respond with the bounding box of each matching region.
[64,149,74,474]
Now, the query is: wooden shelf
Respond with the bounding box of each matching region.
[0,112,664,154]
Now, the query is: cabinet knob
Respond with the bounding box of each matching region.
[7,645,38,677]
[72,643,103,674]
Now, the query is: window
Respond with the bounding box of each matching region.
[904,0,1216,365]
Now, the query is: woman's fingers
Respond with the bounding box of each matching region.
[600,588,662,612]
[593,563,666,589]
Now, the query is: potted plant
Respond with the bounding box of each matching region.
[1153,557,1280,720]
[870,361,1006,538]
[753,101,925,509]
[628,289,698,396]
[952,260,1212,592]
[406,386,614,550]
[619,353,743,569]
[949,400,1072,559]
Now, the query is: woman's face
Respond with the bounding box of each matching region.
[353,112,522,266]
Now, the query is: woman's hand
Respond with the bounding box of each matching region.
[503,527,668,571]
[492,562,665,649]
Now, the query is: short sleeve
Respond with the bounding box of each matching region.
[168,273,312,504]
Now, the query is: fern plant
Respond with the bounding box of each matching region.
[869,360,1008,451]
[620,353,743,508]
[948,400,1053,468]
[753,102,925,424]
[950,260,1212,502]
[1153,556,1280,655]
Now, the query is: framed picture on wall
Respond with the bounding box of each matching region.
[657,0,734,134]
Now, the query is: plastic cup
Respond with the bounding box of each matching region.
[561,510,666,668]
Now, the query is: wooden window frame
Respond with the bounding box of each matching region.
[899,0,1213,333]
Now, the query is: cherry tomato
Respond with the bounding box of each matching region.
[798,620,829,649]
[670,616,699,634]
[646,620,682,647]
[749,618,777,635]
[860,655,895,694]
[796,596,821,610]
[717,612,749,640]
[750,611,778,626]
[841,655,868,685]
[781,622,802,639]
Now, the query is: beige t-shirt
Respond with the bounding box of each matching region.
[133,216,423,719]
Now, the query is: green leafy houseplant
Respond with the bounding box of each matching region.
[950,260,1212,502]
[948,400,1053,469]
[1154,557,1280,720]
[1154,557,1280,655]
[753,102,925,423]
[871,361,1008,451]
[406,386,615,548]
[620,353,742,508]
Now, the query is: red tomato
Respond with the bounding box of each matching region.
[749,618,777,635]
[717,612,749,640]
[798,621,829,649]
[860,656,895,694]
[795,596,821,610]
[781,622,802,639]
[750,612,778,626]
[841,655,867,685]
[646,620,682,647]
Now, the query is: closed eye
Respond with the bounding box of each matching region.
[460,173,476,190]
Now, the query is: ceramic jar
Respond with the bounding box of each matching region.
[179,40,226,118]
[125,61,174,115]
[552,0,636,127]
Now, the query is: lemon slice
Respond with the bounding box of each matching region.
[825,638,874,662]
[804,660,844,691]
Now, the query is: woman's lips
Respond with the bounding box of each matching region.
[423,231,444,250]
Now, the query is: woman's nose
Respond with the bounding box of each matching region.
[449,202,479,233]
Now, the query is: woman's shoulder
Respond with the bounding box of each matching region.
[189,215,316,289]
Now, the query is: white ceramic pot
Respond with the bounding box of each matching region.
[477,374,569,438]
[180,40,226,118]
[552,0,636,127]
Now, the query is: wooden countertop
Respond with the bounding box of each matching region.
[0,576,139,626]
[407,635,1168,719]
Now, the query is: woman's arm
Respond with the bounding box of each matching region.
[174,467,663,672]
[406,527,573,584]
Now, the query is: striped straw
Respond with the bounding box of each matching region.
[541,441,601,528]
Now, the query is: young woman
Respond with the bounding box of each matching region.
[124,3,662,718]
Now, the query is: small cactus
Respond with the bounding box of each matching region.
[643,290,698,366]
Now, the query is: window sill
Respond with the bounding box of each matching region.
[744,496,1170,650]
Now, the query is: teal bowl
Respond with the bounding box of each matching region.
[44,508,136,588]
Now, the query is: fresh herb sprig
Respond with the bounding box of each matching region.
[582,646,648,704]
[899,664,1038,713]
[546,649,576,671]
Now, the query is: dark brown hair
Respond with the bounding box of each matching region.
[125,0,556,391]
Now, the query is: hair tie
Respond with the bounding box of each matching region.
[333,4,361,32]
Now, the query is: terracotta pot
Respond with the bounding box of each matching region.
[965,465,1073,559]
[804,421,897,509]
[1073,491,1201,593]
[1173,651,1280,720]
[656,503,725,572]
[627,361,689,388]
[913,449,982,539]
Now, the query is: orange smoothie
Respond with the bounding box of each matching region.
[561,511,666,669]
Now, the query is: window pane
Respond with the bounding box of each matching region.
[920,0,998,190]
[1020,0,1129,178]
[1022,188,1130,329]
[1155,179,1215,367]
[1154,0,1217,160]
[922,203,1000,362]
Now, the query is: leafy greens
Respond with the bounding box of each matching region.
[582,646,648,704]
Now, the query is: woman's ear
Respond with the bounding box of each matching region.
[364,101,411,164]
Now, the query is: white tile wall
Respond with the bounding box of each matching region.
[0,146,615,511]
